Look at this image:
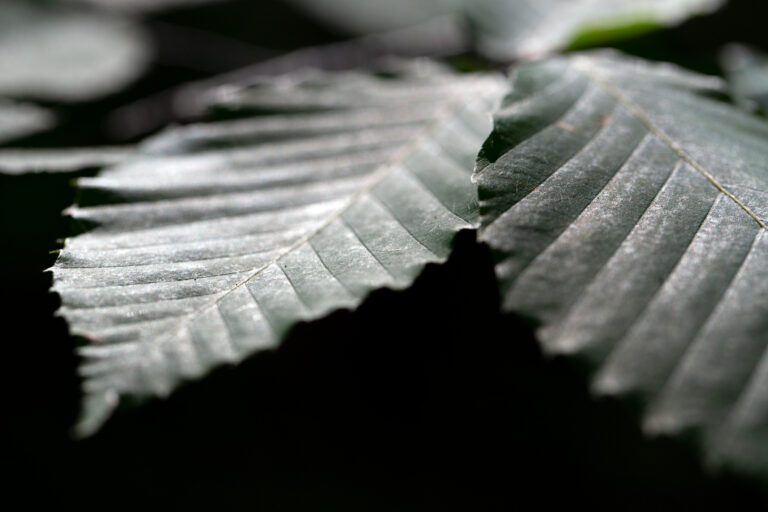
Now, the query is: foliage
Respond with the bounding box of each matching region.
[6,0,768,507]
[476,50,768,480]
[52,65,505,435]
[0,0,150,101]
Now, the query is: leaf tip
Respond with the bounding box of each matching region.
[72,389,120,439]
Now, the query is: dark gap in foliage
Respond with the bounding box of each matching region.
[1,172,84,505]
[5,226,763,509]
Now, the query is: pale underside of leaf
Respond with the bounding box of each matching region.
[475,51,768,481]
[52,68,506,436]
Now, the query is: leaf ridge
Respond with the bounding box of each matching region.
[507,124,651,282]
[54,70,505,434]
[594,180,718,365]
[648,227,764,428]
[595,194,751,396]
[87,90,469,351]
[478,52,768,480]
[548,158,684,344]
[338,216,399,280]
[573,56,768,233]
[218,92,478,283]
[474,76,592,178]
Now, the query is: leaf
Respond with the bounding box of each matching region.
[475,51,768,481]
[721,43,768,115]
[0,0,150,102]
[468,0,725,60]
[283,0,723,60]
[0,99,56,145]
[202,59,470,113]
[52,66,505,436]
[169,26,472,120]
[0,147,131,175]
[106,21,473,141]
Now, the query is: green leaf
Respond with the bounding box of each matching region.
[721,43,768,115]
[475,51,768,481]
[0,99,56,145]
[52,66,505,436]
[469,0,725,60]
[283,0,723,60]
[0,0,150,102]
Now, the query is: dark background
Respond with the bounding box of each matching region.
[4,1,768,509]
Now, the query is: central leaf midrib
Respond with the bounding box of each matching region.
[103,86,481,350]
[573,57,768,233]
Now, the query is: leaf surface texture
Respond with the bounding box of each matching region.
[476,51,768,480]
[52,67,505,435]
[469,0,723,59]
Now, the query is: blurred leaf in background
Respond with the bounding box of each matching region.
[283,0,725,60]
[51,64,505,436]
[721,43,768,114]
[0,0,150,102]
